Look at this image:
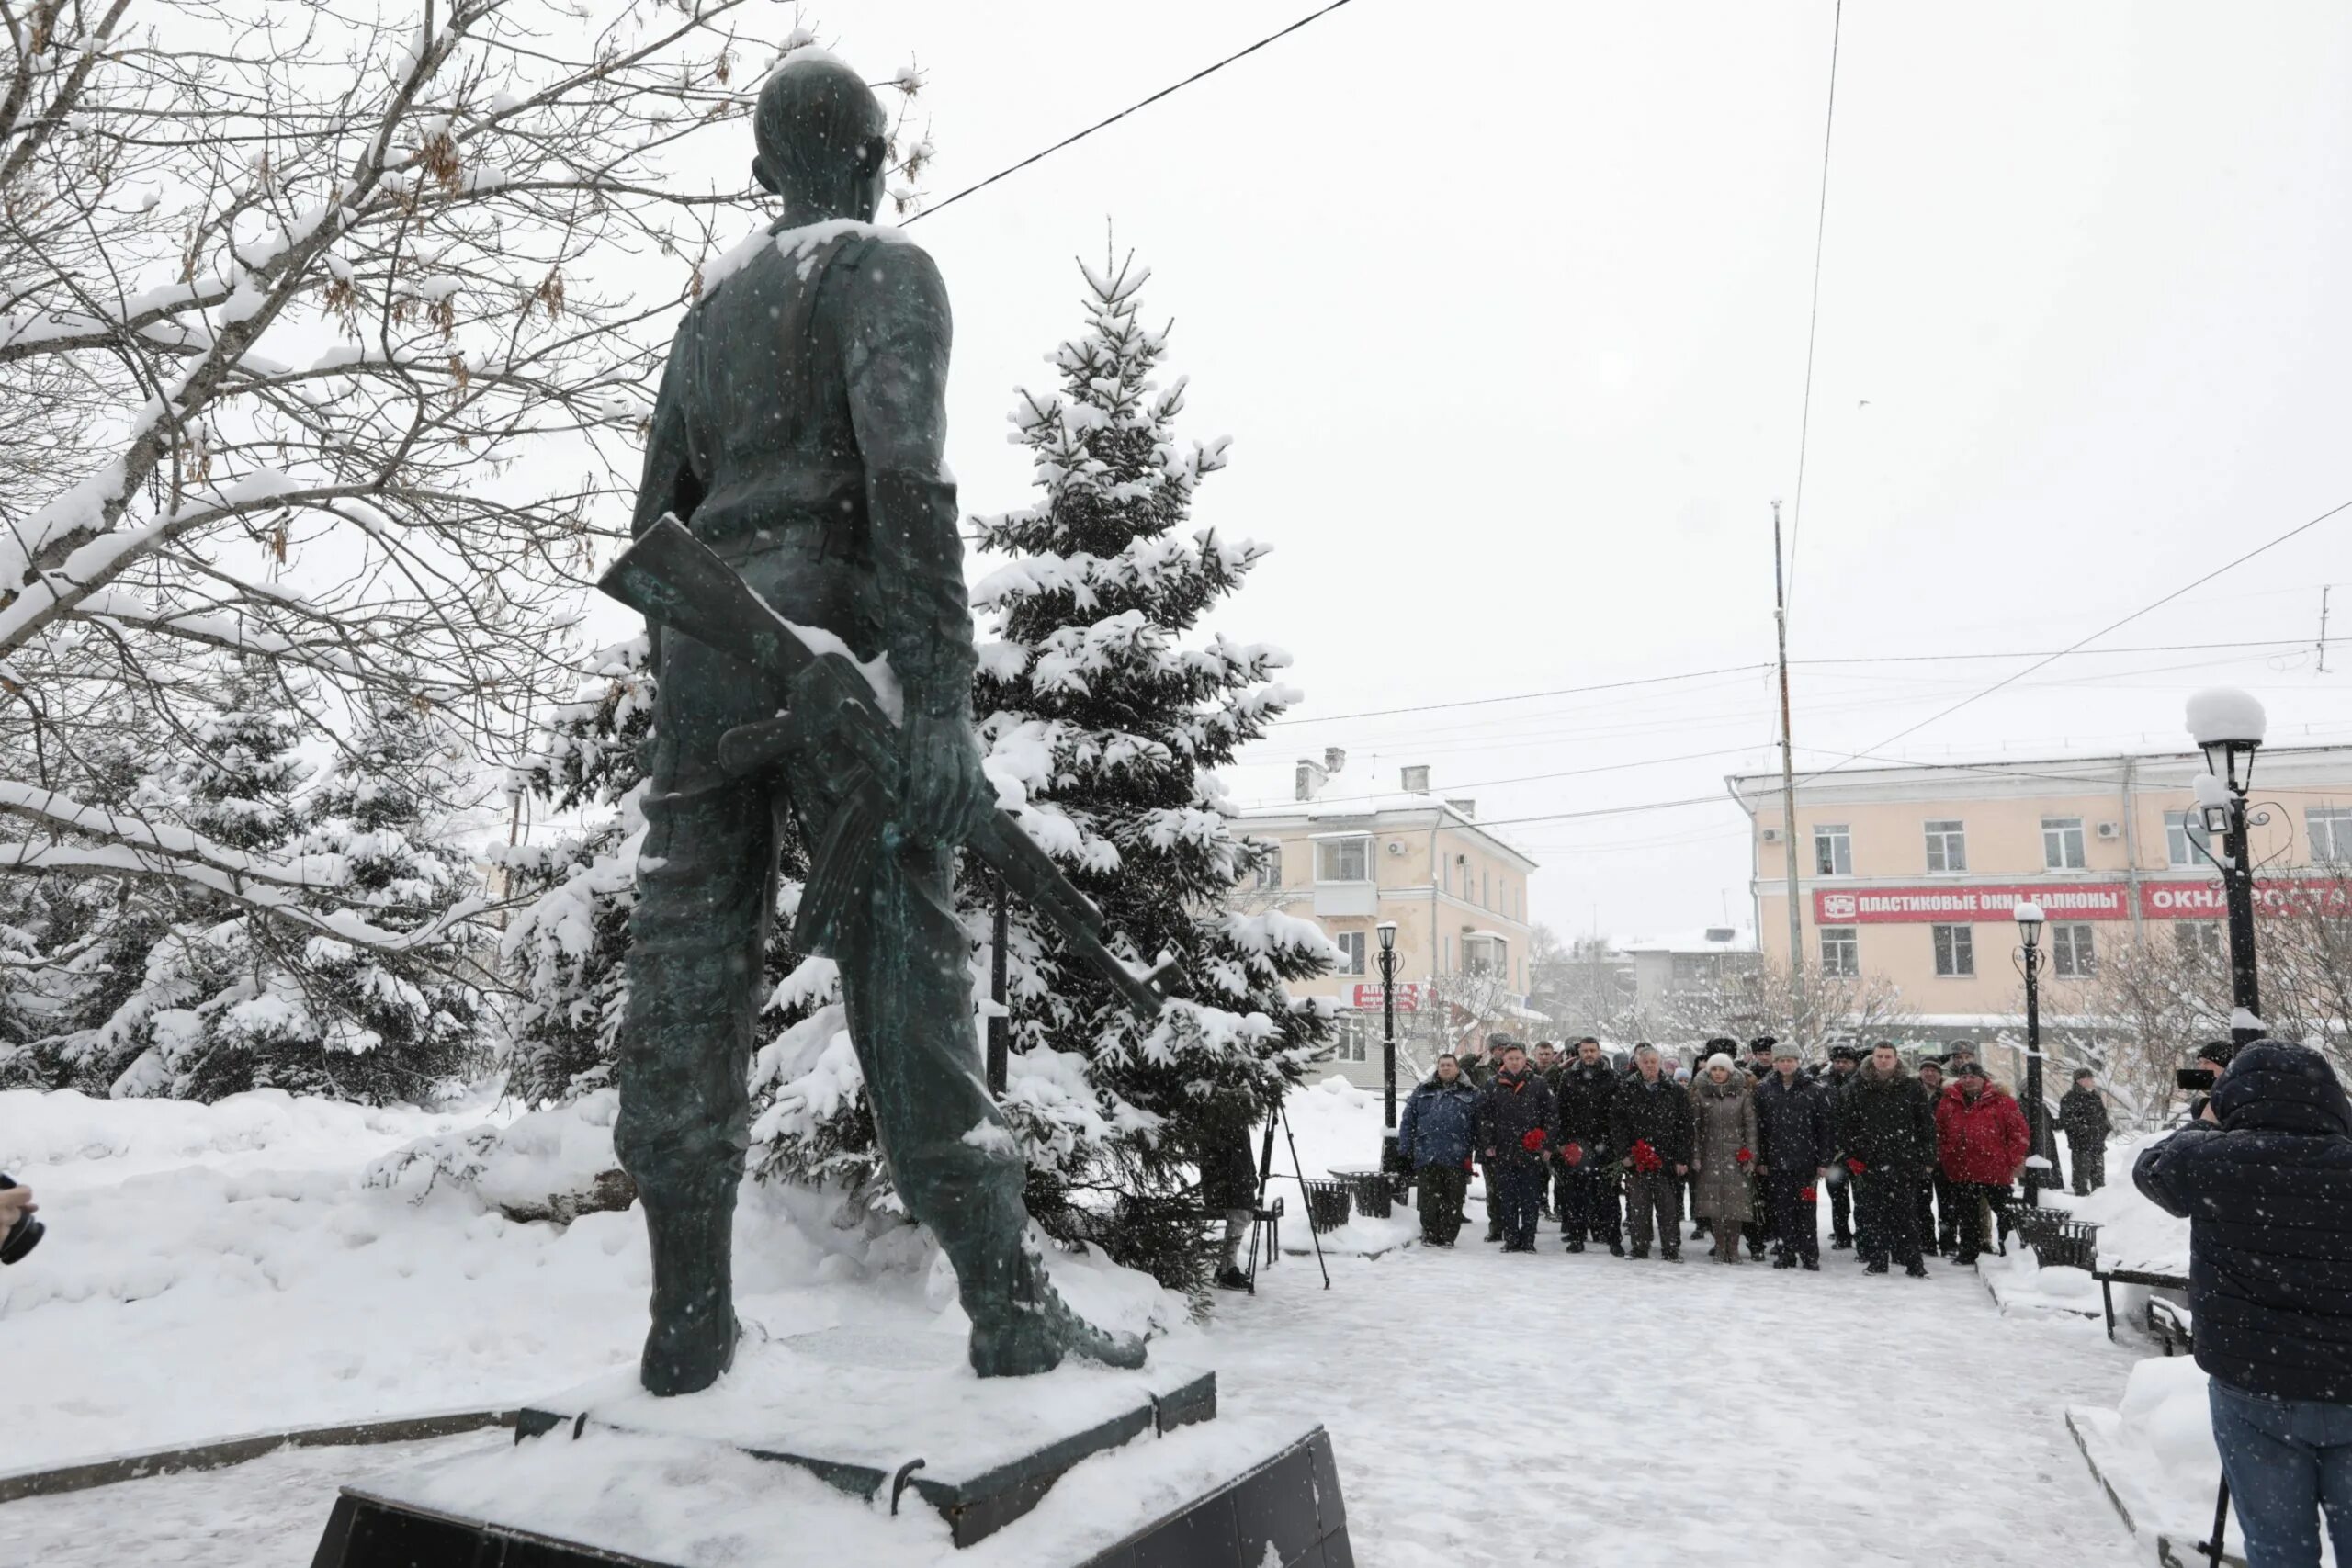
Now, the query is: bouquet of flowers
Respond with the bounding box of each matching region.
[1845,1156,1867,1175]
[1629,1139,1664,1175]
[1520,1128,1547,1154]
[1736,1146,1754,1167]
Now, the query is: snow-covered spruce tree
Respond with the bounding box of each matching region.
[501,637,820,1111]
[499,638,656,1106]
[757,254,1335,1290]
[68,671,488,1103]
[977,255,1334,1288]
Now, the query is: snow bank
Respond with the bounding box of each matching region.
[2065,1134,2190,1275]
[0,1087,479,1193]
[365,1089,631,1223]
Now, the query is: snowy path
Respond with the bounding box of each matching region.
[1,1207,2146,1568]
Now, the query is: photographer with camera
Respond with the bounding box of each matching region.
[0,1176,37,1264]
[2135,1041,2352,1568]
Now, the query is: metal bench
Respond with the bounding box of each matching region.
[2094,1265,2192,1343]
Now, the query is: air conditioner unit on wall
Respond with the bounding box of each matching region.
[1386,840,1405,856]
[1760,828,1783,844]
[2096,821,2121,840]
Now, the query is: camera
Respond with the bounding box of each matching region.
[2176,1040,2240,1095]
[2177,1066,2217,1092]
[0,1172,41,1266]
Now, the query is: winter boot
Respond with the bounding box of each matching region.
[1864,1258,1890,1275]
[967,1245,1147,1378]
[638,1183,741,1397]
[1607,1237,1626,1258]
[1905,1259,1929,1279]
[1215,1265,1251,1292]
[1773,1253,1799,1269]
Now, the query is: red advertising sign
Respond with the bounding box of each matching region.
[1815,885,2130,924]
[1349,982,1424,1011]
[1813,880,2352,925]
[2140,880,2352,919]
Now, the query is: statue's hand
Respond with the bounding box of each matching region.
[898,709,989,849]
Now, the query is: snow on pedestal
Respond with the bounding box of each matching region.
[2067,1358,2239,1566]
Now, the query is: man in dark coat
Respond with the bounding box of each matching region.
[1611,1044,1692,1261]
[1840,1043,1935,1277]
[1915,1058,1956,1253]
[1462,1034,1503,1238]
[1743,1038,1781,1257]
[1823,1044,1861,1249]
[2060,1068,2113,1195]
[1555,1038,1623,1254]
[1755,1041,1834,1269]
[1195,1088,1262,1291]
[2136,1041,2352,1568]
[1478,1043,1561,1252]
[1397,1054,1480,1247]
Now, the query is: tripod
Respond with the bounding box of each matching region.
[1240,1097,1329,1292]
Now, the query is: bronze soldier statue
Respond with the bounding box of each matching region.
[615,51,1145,1394]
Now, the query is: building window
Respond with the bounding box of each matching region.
[1671,953,1706,981]
[1462,934,1508,976]
[1329,1014,1371,1063]
[1820,927,1858,977]
[1333,930,1366,976]
[1315,836,1370,882]
[1246,838,1282,889]
[1932,924,1974,977]
[2165,810,2208,868]
[2052,922,2096,977]
[1814,824,1852,876]
[2172,922,2224,961]
[2042,817,2086,871]
[2308,806,2352,863]
[1481,869,1490,908]
[1924,820,1967,874]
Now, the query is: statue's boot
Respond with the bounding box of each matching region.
[639,1181,740,1396]
[966,1245,1148,1378]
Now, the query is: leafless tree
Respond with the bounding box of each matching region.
[0,1,924,954]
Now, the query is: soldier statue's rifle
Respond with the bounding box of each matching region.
[600,514,1174,1021]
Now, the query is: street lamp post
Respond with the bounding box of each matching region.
[2016,901,2047,1210]
[2188,689,2267,1050]
[1376,921,1404,1180]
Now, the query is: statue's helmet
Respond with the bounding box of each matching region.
[753,51,889,217]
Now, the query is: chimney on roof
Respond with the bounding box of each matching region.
[1323,746,1347,775]
[1401,764,1430,793]
[1295,757,1329,802]
[1446,798,1476,819]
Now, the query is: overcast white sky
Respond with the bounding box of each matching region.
[671,1,2352,942]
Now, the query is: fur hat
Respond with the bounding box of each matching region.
[1704,1052,1737,1074]
[1829,1044,1860,1064]
[1955,1060,1987,1080]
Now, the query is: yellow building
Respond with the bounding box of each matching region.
[1727,745,2352,1036]
[1235,751,1540,1089]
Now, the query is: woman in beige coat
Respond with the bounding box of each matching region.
[1690,1053,1759,1263]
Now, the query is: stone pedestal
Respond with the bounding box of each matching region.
[309,1330,1350,1567]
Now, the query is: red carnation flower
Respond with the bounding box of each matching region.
[1845,1156,1867,1175]
[1736,1147,1753,1165]
[1800,1185,1817,1201]
[1560,1142,1584,1167]
[1521,1128,1546,1153]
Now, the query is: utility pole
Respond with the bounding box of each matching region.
[1772,501,1806,1032]
[2318,584,2332,674]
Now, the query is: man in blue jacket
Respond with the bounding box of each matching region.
[1397,1054,1480,1247]
[2136,1041,2352,1568]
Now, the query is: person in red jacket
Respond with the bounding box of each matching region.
[1937,1061,2029,1264]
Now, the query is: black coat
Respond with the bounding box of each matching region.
[1555,1060,1619,1156]
[1838,1064,1936,1178]
[1611,1074,1692,1168]
[2059,1085,2111,1145]
[1822,1067,1861,1152]
[2135,1041,2352,1404]
[1478,1070,1561,1168]
[1194,1091,1261,1211]
[1755,1072,1835,1175]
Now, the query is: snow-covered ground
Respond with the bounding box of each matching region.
[0,1081,2153,1567]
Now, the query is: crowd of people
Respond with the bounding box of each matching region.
[1394,1032,2093,1277]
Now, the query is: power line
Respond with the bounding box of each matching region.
[1781,0,1844,612]
[906,0,1362,225]
[1267,665,1772,728]
[1263,637,2319,736]
[1231,744,1758,811]
[1795,492,2352,785]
